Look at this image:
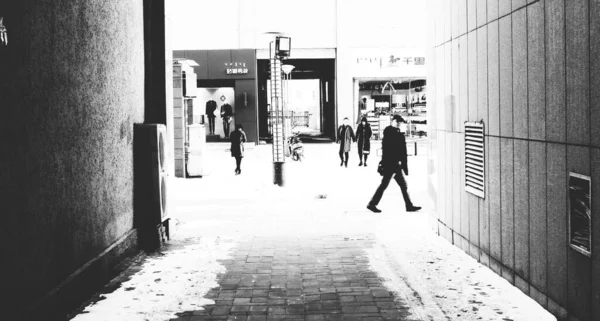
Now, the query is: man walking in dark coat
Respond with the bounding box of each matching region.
[367,115,421,213]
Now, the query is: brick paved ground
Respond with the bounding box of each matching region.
[169,236,417,321]
[70,144,555,321]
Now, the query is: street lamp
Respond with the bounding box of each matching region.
[263,32,291,186]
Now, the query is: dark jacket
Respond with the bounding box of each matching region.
[337,125,355,152]
[221,104,233,118]
[206,100,217,118]
[230,129,247,157]
[381,125,408,174]
[356,122,372,153]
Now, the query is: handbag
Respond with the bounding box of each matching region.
[377,160,384,176]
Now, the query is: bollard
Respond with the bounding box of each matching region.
[415,141,418,156]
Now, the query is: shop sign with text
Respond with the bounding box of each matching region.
[225,62,249,75]
[356,55,426,68]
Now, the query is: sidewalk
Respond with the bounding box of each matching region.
[69,143,556,321]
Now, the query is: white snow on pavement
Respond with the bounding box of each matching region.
[71,237,236,321]
[71,143,557,321]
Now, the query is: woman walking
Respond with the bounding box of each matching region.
[356,117,372,166]
[230,124,247,175]
[337,117,355,167]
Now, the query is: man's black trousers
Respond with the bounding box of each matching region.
[369,164,413,208]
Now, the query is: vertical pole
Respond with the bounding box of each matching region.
[408,78,412,137]
[270,42,285,186]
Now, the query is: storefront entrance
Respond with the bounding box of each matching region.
[195,86,235,139]
[355,78,427,139]
[258,59,336,142]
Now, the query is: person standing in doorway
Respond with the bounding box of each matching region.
[221,102,233,138]
[337,117,355,167]
[230,124,247,175]
[367,115,421,213]
[356,116,372,166]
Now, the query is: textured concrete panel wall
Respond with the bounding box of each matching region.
[488,137,501,263]
[477,0,488,28]
[488,20,500,136]
[545,0,566,143]
[591,0,600,148]
[428,0,600,318]
[458,0,468,35]
[0,0,144,316]
[499,0,511,16]
[499,15,513,137]
[500,138,514,283]
[566,0,590,146]
[547,143,567,312]
[477,26,488,133]
[468,32,478,121]
[513,139,529,283]
[527,2,545,141]
[512,8,528,139]
[529,141,547,307]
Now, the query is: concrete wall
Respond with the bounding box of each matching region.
[0,1,145,319]
[427,0,600,320]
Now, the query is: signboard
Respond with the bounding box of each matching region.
[225,62,249,75]
[356,55,426,68]
[569,172,592,257]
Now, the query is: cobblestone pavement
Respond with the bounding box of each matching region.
[169,236,417,321]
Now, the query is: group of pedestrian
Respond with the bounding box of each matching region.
[336,117,372,167]
[337,114,421,213]
[228,113,421,214]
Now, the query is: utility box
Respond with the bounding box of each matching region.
[187,124,207,177]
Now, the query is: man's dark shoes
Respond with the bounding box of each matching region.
[359,162,363,166]
[406,206,422,212]
[367,204,382,213]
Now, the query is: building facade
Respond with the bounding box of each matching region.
[168,0,428,141]
[426,1,600,320]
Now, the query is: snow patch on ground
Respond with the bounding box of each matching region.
[71,237,236,321]
[367,214,557,321]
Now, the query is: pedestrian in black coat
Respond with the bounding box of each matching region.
[230,124,247,175]
[337,117,355,167]
[356,117,372,166]
[366,115,421,213]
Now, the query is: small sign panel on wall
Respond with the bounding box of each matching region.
[225,62,248,75]
[569,172,592,257]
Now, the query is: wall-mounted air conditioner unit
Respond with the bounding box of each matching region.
[134,124,169,237]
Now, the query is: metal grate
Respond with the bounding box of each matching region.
[464,121,485,198]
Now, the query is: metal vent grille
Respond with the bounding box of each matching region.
[465,121,485,198]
